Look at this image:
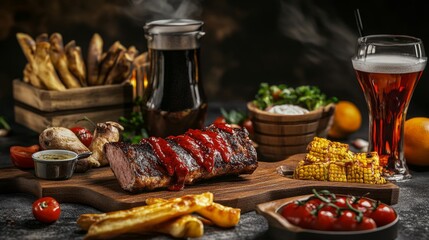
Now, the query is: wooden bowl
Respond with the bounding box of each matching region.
[253,132,315,146]
[247,102,335,161]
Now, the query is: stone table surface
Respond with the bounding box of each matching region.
[1,105,429,240]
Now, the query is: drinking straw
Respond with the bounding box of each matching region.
[354,9,364,37]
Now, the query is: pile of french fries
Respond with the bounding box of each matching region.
[16,32,146,91]
[77,192,241,239]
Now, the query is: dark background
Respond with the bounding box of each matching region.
[0,0,428,130]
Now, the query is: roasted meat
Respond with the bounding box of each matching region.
[104,124,258,192]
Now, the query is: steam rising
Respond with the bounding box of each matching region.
[127,0,202,22]
[279,0,356,62]
[278,0,359,100]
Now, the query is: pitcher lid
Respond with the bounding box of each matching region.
[144,19,203,34]
[144,19,204,50]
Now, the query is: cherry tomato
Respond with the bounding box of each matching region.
[281,201,313,228]
[313,210,336,231]
[10,145,40,169]
[354,198,373,216]
[281,202,299,224]
[32,197,61,223]
[242,119,254,135]
[370,203,396,227]
[319,203,339,216]
[333,196,352,208]
[332,210,357,231]
[70,126,93,147]
[213,116,226,124]
[356,217,377,230]
[305,197,322,210]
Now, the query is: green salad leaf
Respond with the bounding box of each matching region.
[253,83,337,111]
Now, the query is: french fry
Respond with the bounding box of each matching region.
[87,33,103,86]
[33,42,66,91]
[18,32,141,90]
[155,214,204,238]
[127,46,138,59]
[35,33,49,43]
[104,50,134,85]
[49,33,81,88]
[82,192,213,239]
[23,63,45,88]
[80,213,204,238]
[16,33,36,63]
[78,192,214,230]
[65,40,87,86]
[197,202,241,228]
[146,196,241,228]
[95,41,125,85]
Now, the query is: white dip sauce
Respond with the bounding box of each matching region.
[267,104,309,115]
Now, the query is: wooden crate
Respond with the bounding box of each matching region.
[13,80,133,133]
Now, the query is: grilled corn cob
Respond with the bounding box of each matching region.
[305,137,354,164]
[294,137,386,184]
[347,152,386,184]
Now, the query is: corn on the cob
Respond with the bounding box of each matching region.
[294,162,328,181]
[294,137,386,184]
[347,152,386,184]
[327,163,347,182]
[305,137,354,164]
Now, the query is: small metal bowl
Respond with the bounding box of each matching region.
[32,150,91,180]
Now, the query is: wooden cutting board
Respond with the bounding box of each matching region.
[0,154,399,213]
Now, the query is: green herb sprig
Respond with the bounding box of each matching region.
[118,97,148,144]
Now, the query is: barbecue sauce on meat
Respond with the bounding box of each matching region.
[141,126,235,191]
[204,131,231,163]
[185,129,216,171]
[186,129,232,164]
[141,137,188,191]
[213,123,235,134]
[168,135,210,172]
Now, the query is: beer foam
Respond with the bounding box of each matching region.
[352,55,427,74]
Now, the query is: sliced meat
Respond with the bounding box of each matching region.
[104,124,258,192]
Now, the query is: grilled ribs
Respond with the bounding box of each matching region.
[104,123,258,192]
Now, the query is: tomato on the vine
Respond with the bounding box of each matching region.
[370,203,396,227]
[313,210,336,231]
[213,116,226,124]
[32,197,61,223]
[356,217,377,230]
[333,196,349,208]
[10,145,40,169]
[214,109,253,134]
[332,210,358,231]
[279,190,397,232]
[281,201,314,228]
[70,126,93,147]
[354,198,373,216]
[305,197,322,210]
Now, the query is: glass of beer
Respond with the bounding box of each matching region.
[352,35,427,181]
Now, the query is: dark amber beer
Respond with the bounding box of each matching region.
[352,50,426,181]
